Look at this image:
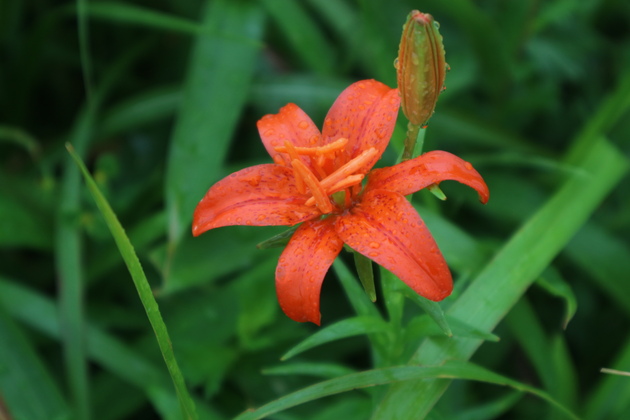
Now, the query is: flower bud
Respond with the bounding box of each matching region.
[396,11,446,126]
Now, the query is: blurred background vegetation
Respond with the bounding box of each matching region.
[1,0,630,419]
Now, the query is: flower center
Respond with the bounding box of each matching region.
[273,139,378,214]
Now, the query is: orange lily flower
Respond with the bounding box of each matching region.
[193,79,489,325]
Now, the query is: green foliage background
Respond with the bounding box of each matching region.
[1,0,630,419]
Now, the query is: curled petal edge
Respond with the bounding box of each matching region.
[366,150,490,203]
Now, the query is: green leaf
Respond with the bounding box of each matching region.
[406,315,499,342]
[372,138,629,418]
[165,0,265,243]
[281,316,388,361]
[85,2,202,34]
[66,144,198,420]
[234,360,578,420]
[566,222,630,317]
[99,87,181,138]
[354,252,376,302]
[0,124,39,157]
[0,184,52,249]
[536,266,577,329]
[333,259,382,321]
[452,391,523,420]
[584,335,630,419]
[398,284,452,337]
[0,277,222,420]
[259,0,335,75]
[263,362,356,379]
[0,307,69,420]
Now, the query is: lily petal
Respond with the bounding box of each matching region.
[335,189,452,301]
[322,80,400,170]
[257,103,322,166]
[366,150,490,203]
[276,218,344,325]
[192,164,321,235]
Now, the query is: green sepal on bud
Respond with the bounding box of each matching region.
[396,10,446,127]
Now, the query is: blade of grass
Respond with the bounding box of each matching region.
[165,0,264,244]
[372,138,628,418]
[234,360,578,420]
[55,38,147,420]
[66,144,198,420]
[56,101,96,420]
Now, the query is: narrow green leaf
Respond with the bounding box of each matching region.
[452,391,523,420]
[0,277,222,420]
[566,222,630,317]
[333,259,382,321]
[565,69,630,165]
[234,360,578,420]
[354,252,376,302]
[259,0,335,75]
[0,307,69,420]
[263,362,356,379]
[406,315,498,342]
[585,335,630,419]
[66,144,198,420]
[536,266,577,329]
[256,226,298,249]
[85,2,202,34]
[505,298,556,392]
[77,0,93,102]
[56,101,96,420]
[165,0,264,243]
[281,316,388,361]
[372,138,628,418]
[398,284,452,337]
[99,87,181,138]
[0,124,39,157]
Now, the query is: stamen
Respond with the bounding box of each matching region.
[274,137,348,156]
[281,141,305,193]
[292,159,333,214]
[319,148,378,191]
[305,174,364,206]
[282,140,301,163]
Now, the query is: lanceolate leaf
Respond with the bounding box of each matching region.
[165,0,265,243]
[66,145,198,420]
[281,316,388,361]
[372,138,628,418]
[234,360,578,420]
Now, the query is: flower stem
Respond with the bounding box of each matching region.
[402,122,423,161]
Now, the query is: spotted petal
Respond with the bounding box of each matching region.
[192,164,321,235]
[366,150,490,203]
[276,218,344,325]
[335,189,452,301]
[257,103,322,167]
[321,79,400,170]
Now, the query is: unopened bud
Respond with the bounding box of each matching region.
[396,11,446,126]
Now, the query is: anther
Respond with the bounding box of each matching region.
[319,148,378,191]
[291,159,333,214]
